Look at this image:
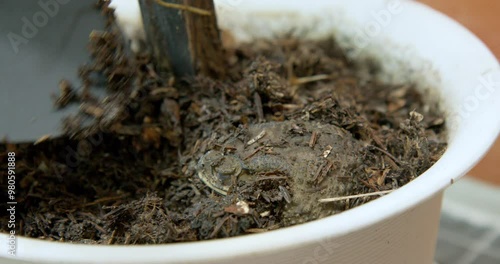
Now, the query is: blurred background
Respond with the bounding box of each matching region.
[419,1,500,263]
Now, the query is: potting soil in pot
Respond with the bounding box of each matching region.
[0,1,447,244]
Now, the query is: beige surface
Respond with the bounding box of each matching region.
[419,0,500,186]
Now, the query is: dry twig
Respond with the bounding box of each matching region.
[318,190,394,203]
[155,0,212,16]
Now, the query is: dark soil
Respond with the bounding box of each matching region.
[0,2,447,244]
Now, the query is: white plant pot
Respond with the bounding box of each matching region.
[1,0,499,263]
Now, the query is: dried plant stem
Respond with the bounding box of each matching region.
[81,195,128,207]
[247,130,266,146]
[155,0,212,16]
[370,145,402,166]
[318,190,394,203]
[292,74,332,85]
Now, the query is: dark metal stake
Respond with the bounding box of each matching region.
[139,0,226,79]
